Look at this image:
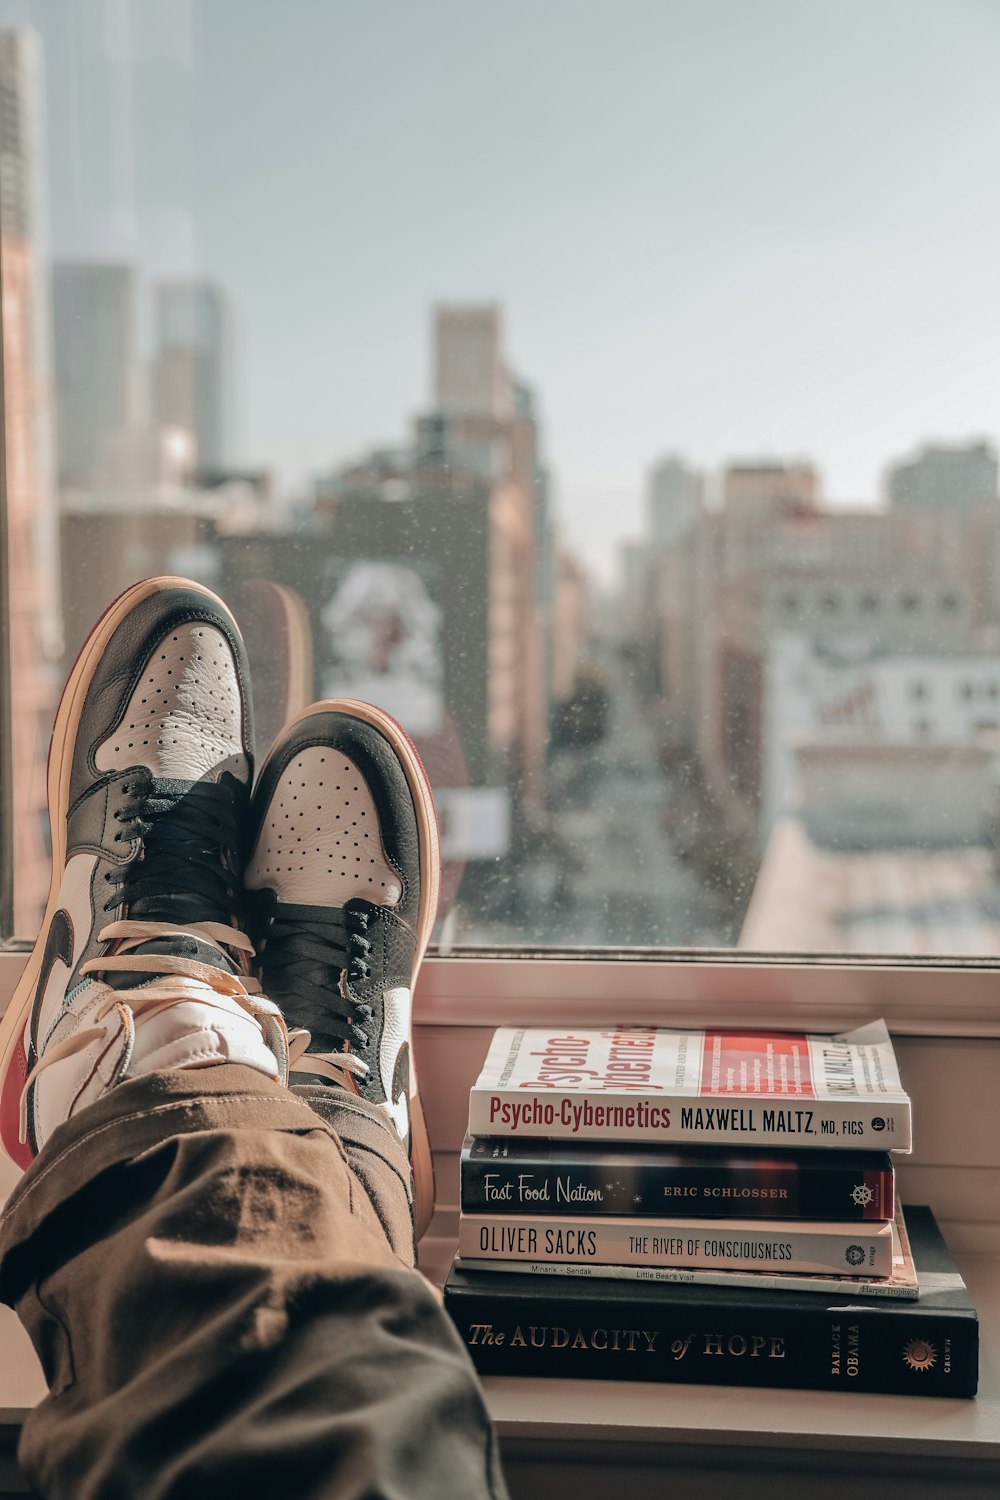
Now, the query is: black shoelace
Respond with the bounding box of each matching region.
[104,772,248,930]
[254,896,377,1056]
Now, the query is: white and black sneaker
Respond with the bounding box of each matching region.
[245,701,440,1239]
[0,578,290,1170]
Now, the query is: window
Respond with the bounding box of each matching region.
[2,0,1000,986]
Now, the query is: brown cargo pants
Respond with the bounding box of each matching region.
[0,1064,508,1500]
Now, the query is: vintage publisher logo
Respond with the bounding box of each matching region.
[845,1244,865,1267]
[851,1184,873,1207]
[902,1338,937,1372]
[871,1116,886,1131]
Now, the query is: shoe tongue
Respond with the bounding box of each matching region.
[106,934,238,990]
[127,774,245,930]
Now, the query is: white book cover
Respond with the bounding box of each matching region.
[458,1211,895,1277]
[456,1205,917,1299]
[468,1020,911,1151]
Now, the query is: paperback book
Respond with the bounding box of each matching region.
[460,1136,895,1221]
[458,1210,894,1276]
[456,1202,919,1300]
[444,1206,977,1397]
[468,1020,911,1151]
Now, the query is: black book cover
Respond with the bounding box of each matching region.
[461,1136,894,1220]
[444,1205,978,1398]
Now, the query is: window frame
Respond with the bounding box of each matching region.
[0,223,13,944]
[2,948,998,1039]
[411,950,1000,1038]
[0,169,998,1049]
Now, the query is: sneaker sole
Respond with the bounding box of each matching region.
[264,698,441,1240]
[0,576,243,1167]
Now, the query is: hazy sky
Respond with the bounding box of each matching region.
[4,0,1000,581]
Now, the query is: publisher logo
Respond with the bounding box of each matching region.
[851,1184,874,1207]
[871,1116,886,1132]
[845,1244,865,1267]
[902,1338,937,1372]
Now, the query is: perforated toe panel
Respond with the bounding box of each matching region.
[94,624,250,781]
[246,746,403,906]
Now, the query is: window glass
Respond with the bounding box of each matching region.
[2,0,1000,958]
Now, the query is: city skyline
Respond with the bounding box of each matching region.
[44,248,1000,521]
[0,0,997,582]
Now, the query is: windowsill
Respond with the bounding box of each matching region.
[410,992,1000,1492]
[0,1242,996,1494]
[418,1234,1000,1472]
[0,956,998,1493]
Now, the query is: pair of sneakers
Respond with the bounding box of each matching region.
[0,578,439,1237]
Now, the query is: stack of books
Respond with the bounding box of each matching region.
[443,1021,979,1397]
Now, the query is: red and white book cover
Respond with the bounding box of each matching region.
[468,1021,912,1151]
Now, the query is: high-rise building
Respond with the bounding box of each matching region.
[434,303,511,420]
[313,304,553,842]
[52,262,137,486]
[723,461,820,521]
[551,549,589,704]
[152,279,234,472]
[0,28,61,932]
[887,441,998,516]
[648,455,702,549]
[419,307,550,806]
[0,33,34,241]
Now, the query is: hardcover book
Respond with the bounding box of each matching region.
[444,1206,977,1398]
[468,1020,911,1151]
[458,1210,894,1276]
[460,1136,895,1220]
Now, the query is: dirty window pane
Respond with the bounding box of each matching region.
[3,1,1000,957]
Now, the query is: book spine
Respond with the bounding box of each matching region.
[459,1214,894,1277]
[443,1283,979,1397]
[460,1150,893,1220]
[468,1088,911,1151]
[454,1257,919,1299]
